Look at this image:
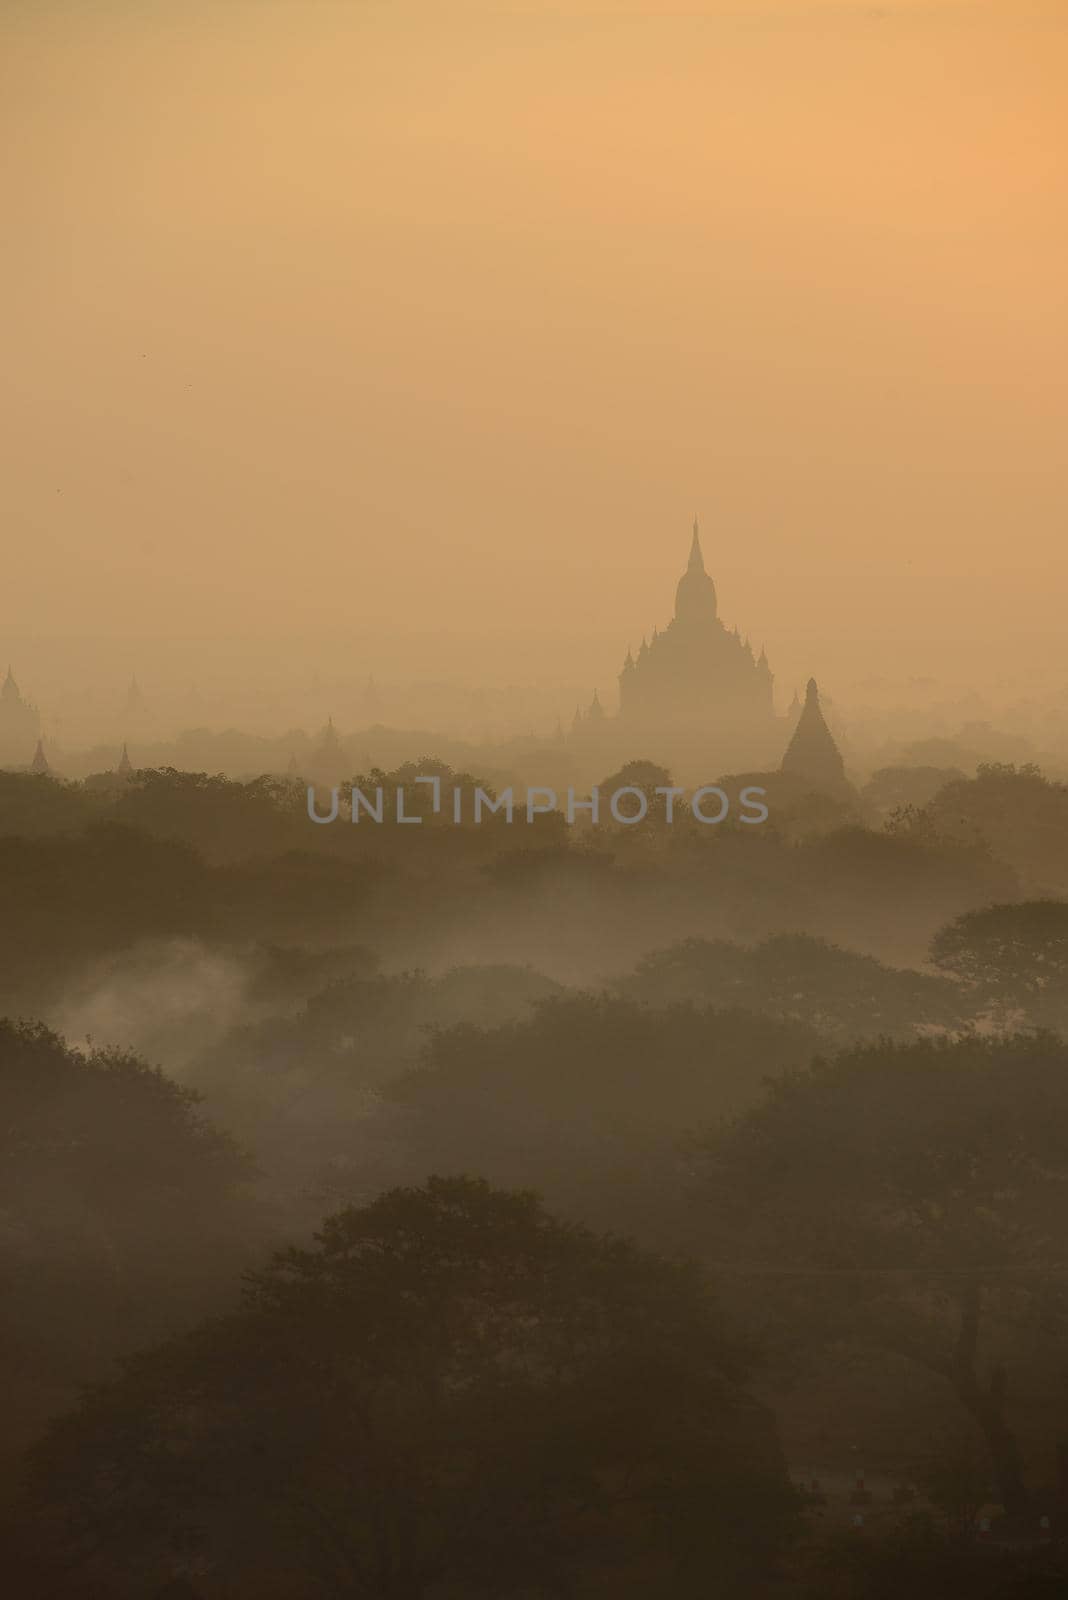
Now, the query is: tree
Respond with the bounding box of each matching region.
[384,996,819,1242]
[0,1020,256,1460]
[0,822,212,1007]
[860,765,966,825]
[0,769,100,837]
[187,965,565,1205]
[916,765,1068,897]
[19,1178,798,1598]
[696,1034,1068,1518]
[598,760,674,795]
[619,934,969,1042]
[596,761,676,830]
[115,767,306,864]
[930,901,1068,1031]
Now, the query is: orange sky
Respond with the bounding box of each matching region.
[3,0,1066,708]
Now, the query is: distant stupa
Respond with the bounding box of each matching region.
[30,738,50,774]
[0,666,42,763]
[125,676,147,717]
[316,716,343,757]
[362,675,382,723]
[780,678,850,796]
[117,742,133,776]
[309,716,347,785]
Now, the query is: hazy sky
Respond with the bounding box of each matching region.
[3,0,1066,708]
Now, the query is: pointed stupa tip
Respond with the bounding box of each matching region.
[781,675,849,795]
[688,517,705,572]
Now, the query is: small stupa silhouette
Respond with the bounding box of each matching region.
[780,678,850,796]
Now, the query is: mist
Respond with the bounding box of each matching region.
[4,2,1068,1596]
[3,0,1067,726]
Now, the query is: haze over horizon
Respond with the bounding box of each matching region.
[10,16,1068,1586]
[4,0,1066,714]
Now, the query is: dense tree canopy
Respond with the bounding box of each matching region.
[618,933,968,1042]
[383,995,820,1241]
[930,900,1068,1031]
[0,1020,258,1456]
[907,764,1068,897]
[696,1033,1068,1516]
[16,1178,797,1599]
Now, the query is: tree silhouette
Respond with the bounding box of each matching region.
[931,900,1068,1030]
[20,1178,797,1598]
[696,1034,1068,1519]
[0,1020,256,1465]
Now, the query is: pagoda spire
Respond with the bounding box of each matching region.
[780,678,850,797]
[688,516,705,573]
[675,517,717,623]
[125,675,146,715]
